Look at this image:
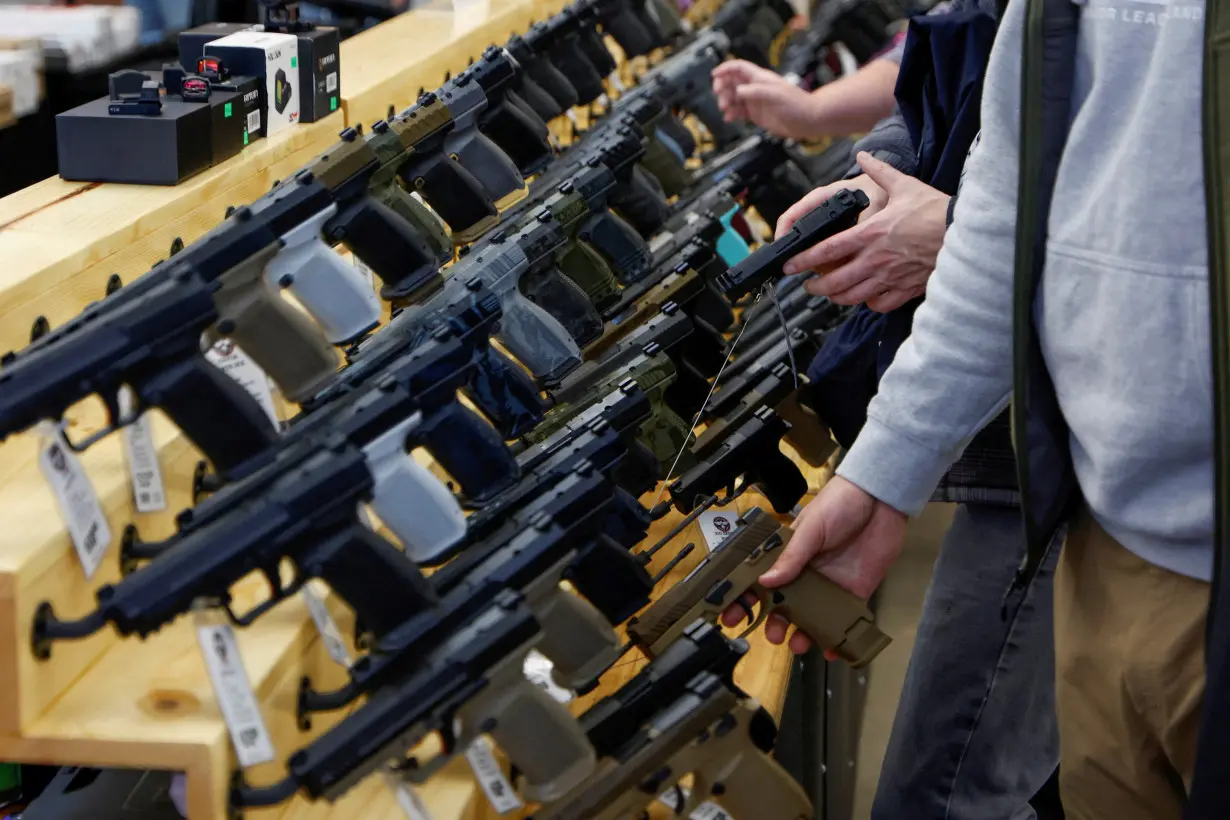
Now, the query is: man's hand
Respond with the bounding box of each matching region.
[720,476,907,655]
[778,152,951,313]
[711,60,820,140]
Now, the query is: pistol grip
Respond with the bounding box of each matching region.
[640,400,695,474]
[579,211,653,285]
[416,402,520,504]
[518,267,605,347]
[461,667,596,804]
[445,129,526,205]
[639,137,694,197]
[777,392,837,467]
[698,726,813,820]
[577,26,617,76]
[753,446,809,514]
[602,12,655,57]
[212,266,341,404]
[557,242,623,311]
[531,582,621,690]
[377,185,453,264]
[265,230,382,344]
[482,97,554,177]
[515,75,566,121]
[497,289,583,383]
[755,571,890,668]
[138,353,278,480]
[550,41,605,104]
[611,165,670,238]
[337,197,442,302]
[465,347,547,439]
[685,284,737,334]
[526,57,579,111]
[399,153,497,240]
[691,93,745,149]
[655,111,698,161]
[365,422,466,563]
[747,162,814,227]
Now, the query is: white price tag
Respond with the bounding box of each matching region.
[523,650,574,704]
[565,109,581,129]
[118,388,166,513]
[196,623,276,768]
[205,339,280,426]
[301,584,351,668]
[387,772,435,820]
[658,787,732,819]
[697,509,740,553]
[464,738,523,814]
[38,423,112,579]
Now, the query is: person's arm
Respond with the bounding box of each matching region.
[833,0,1025,516]
[799,57,901,136]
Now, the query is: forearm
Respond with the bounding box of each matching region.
[834,0,1026,516]
[802,58,900,137]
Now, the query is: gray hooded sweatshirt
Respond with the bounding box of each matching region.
[836,0,1214,581]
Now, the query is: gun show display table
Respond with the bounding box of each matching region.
[0,0,571,817]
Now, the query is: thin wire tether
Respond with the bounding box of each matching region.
[649,291,763,510]
[769,283,799,388]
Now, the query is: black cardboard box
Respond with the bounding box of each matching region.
[56,87,250,185]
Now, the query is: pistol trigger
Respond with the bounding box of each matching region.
[669,784,686,815]
[262,565,285,599]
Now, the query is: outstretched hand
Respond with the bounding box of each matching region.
[721,476,908,656]
[777,152,951,313]
[711,60,820,140]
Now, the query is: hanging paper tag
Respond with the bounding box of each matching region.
[205,339,279,427]
[523,650,574,704]
[465,738,524,814]
[118,388,166,513]
[352,255,377,290]
[387,771,436,820]
[195,621,276,768]
[300,584,351,668]
[697,508,740,553]
[38,423,112,579]
[658,787,733,819]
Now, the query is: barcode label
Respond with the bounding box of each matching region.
[326,71,338,93]
[118,388,166,513]
[38,423,112,579]
[465,738,523,814]
[247,108,262,136]
[196,623,276,768]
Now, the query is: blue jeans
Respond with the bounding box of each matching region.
[871,504,1061,820]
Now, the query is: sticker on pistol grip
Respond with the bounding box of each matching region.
[465,737,524,814]
[118,387,166,513]
[37,422,112,579]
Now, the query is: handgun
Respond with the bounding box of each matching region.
[527,14,606,106]
[580,621,747,757]
[514,163,634,312]
[528,346,697,473]
[299,127,446,307]
[689,133,820,227]
[625,507,891,667]
[505,32,579,115]
[714,326,826,408]
[234,591,597,809]
[579,0,657,58]
[717,188,869,299]
[619,31,743,149]
[588,262,734,361]
[669,406,808,514]
[31,440,446,659]
[364,119,454,273]
[571,1,619,78]
[694,361,835,467]
[452,46,556,178]
[553,305,716,411]
[301,469,633,705]
[378,213,602,384]
[609,93,696,198]
[0,266,279,480]
[711,0,796,67]
[391,92,501,244]
[530,672,812,820]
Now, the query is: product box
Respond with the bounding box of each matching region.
[287,26,340,123]
[204,31,300,135]
[56,86,250,185]
[24,767,183,819]
[177,22,260,75]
